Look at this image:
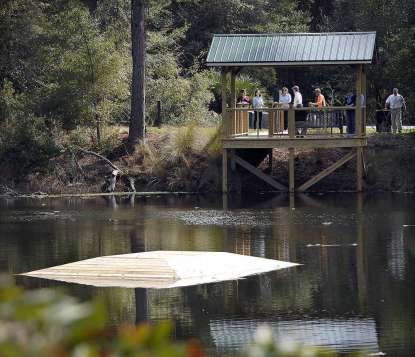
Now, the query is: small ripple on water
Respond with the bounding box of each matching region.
[0,210,77,223]
[155,209,274,226]
[154,209,359,227]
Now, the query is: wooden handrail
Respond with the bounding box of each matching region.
[226,106,360,112]
[224,105,367,137]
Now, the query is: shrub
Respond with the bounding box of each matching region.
[0,276,192,356]
[172,121,196,159]
[0,118,60,179]
[203,124,223,161]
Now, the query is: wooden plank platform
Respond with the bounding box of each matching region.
[223,136,367,149]
[20,251,299,289]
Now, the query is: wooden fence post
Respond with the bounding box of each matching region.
[154,100,162,127]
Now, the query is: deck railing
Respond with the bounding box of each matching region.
[224,105,366,139]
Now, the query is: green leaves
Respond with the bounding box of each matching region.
[0,278,189,356]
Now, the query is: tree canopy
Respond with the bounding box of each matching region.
[0,0,414,176]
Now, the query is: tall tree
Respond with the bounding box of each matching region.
[129,0,146,143]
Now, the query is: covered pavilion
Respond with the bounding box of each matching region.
[206,32,376,193]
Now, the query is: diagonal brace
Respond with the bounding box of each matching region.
[234,155,288,191]
[297,151,357,192]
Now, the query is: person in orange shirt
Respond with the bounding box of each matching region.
[309,88,326,107]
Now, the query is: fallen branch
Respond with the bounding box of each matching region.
[74,147,122,173]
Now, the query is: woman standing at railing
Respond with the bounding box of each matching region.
[252,89,264,130]
[279,87,292,130]
[309,88,326,107]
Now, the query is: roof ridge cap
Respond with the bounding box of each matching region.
[212,32,376,37]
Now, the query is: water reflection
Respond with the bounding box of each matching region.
[1,193,415,355]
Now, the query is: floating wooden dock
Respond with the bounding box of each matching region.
[21,251,299,289]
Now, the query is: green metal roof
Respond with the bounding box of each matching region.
[206,32,376,66]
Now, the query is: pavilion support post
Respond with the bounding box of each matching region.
[288,107,295,138]
[230,149,236,171]
[355,64,363,136]
[355,64,364,192]
[221,70,228,138]
[288,148,295,193]
[362,65,367,135]
[230,71,236,135]
[287,107,295,192]
[221,70,229,194]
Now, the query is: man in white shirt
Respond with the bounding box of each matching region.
[385,88,406,133]
[292,85,303,106]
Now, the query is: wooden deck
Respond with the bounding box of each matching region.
[21,251,299,289]
[223,135,367,149]
[222,104,367,193]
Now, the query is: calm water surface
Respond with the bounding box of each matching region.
[1,193,414,356]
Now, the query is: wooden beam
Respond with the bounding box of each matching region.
[297,150,357,192]
[223,137,367,149]
[234,155,287,191]
[355,64,363,136]
[230,71,236,135]
[222,148,228,193]
[221,71,228,137]
[230,149,236,171]
[288,108,295,138]
[288,148,295,192]
[362,65,367,135]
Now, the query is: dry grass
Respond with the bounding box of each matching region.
[10,123,223,194]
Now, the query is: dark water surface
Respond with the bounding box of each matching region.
[1,193,414,356]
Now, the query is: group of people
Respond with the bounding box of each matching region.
[237,86,407,134]
[237,86,326,130]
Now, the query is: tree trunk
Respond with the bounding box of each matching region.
[95,111,101,145]
[129,0,146,143]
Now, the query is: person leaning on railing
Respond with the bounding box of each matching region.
[308,88,326,128]
[309,88,326,108]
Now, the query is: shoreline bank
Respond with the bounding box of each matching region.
[1,132,414,196]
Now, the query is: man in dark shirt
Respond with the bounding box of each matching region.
[345,92,356,134]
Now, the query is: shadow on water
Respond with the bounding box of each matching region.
[2,192,415,355]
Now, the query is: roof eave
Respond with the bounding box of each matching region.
[206,60,373,67]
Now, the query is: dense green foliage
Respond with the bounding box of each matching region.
[0,277,191,356]
[0,0,414,178]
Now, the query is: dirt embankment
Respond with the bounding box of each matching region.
[268,133,415,193]
[2,133,415,195]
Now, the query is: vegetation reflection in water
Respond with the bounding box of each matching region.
[0,193,414,356]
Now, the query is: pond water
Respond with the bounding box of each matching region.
[1,193,414,356]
